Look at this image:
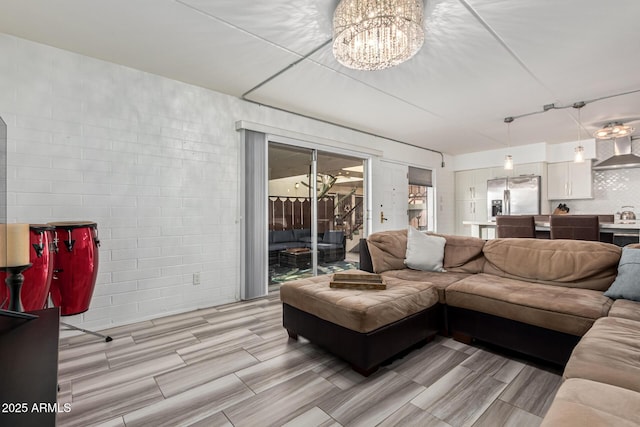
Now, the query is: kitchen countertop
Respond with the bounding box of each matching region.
[462,220,640,238]
[464,220,640,229]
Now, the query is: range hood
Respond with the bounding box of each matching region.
[592,136,640,170]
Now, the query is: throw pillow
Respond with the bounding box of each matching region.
[604,247,640,302]
[405,226,446,272]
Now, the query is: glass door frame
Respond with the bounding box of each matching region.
[267,135,372,277]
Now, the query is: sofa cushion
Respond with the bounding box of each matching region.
[322,230,344,244]
[431,233,486,273]
[445,273,612,336]
[381,269,471,303]
[405,227,446,272]
[482,238,621,291]
[604,247,640,301]
[271,230,295,243]
[367,230,486,274]
[279,270,438,333]
[563,316,640,393]
[269,243,293,252]
[367,229,408,273]
[540,379,640,427]
[292,228,311,241]
[608,299,640,322]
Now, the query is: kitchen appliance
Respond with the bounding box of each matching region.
[592,135,640,170]
[487,176,541,221]
[620,206,636,223]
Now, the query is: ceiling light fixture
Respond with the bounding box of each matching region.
[573,101,585,163]
[504,117,514,170]
[332,0,425,71]
[593,121,635,140]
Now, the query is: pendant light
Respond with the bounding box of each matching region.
[504,117,514,170]
[573,102,585,163]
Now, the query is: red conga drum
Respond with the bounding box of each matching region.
[0,224,56,311]
[48,221,100,316]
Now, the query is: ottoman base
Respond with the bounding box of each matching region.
[283,302,442,376]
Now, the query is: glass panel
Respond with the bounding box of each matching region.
[267,143,316,288]
[317,151,363,273]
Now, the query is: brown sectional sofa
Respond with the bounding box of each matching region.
[542,314,640,426]
[281,229,640,424]
[362,229,640,426]
[365,230,619,365]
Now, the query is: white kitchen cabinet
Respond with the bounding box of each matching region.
[547,161,592,200]
[455,168,490,235]
[455,169,491,201]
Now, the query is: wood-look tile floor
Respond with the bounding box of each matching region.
[57,292,562,427]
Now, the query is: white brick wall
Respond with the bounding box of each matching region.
[0,34,454,331]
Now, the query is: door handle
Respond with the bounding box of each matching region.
[380,212,388,223]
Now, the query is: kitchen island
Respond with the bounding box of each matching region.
[463,219,640,242]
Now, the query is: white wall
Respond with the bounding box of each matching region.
[453,139,597,171]
[0,34,454,330]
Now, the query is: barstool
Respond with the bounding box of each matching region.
[550,215,600,241]
[496,215,536,238]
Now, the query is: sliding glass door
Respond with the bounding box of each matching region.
[268,143,364,287]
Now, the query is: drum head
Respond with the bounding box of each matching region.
[30,224,55,232]
[48,221,98,230]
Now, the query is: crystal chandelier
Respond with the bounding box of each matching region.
[332,0,425,71]
[593,122,635,139]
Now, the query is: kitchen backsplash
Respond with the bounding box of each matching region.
[554,139,640,216]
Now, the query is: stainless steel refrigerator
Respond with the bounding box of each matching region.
[487,176,541,221]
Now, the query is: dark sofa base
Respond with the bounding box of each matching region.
[447,306,582,366]
[283,303,442,376]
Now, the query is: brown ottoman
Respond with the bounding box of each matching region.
[280,270,441,375]
[541,379,640,427]
[564,316,640,393]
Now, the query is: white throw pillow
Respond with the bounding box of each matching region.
[405,226,446,272]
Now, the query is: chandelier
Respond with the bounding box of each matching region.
[332,0,425,71]
[593,122,635,139]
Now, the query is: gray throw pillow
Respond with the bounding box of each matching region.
[405,226,446,272]
[604,247,640,302]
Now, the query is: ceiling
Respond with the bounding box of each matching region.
[1,0,640,155]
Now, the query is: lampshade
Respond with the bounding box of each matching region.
[0,223,30,268]
[574,145,585,163]
[593,122,635,139]
[504,155,513,170]
[332,0,425,71]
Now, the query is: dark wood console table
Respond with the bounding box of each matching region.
[0,308,60,427]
